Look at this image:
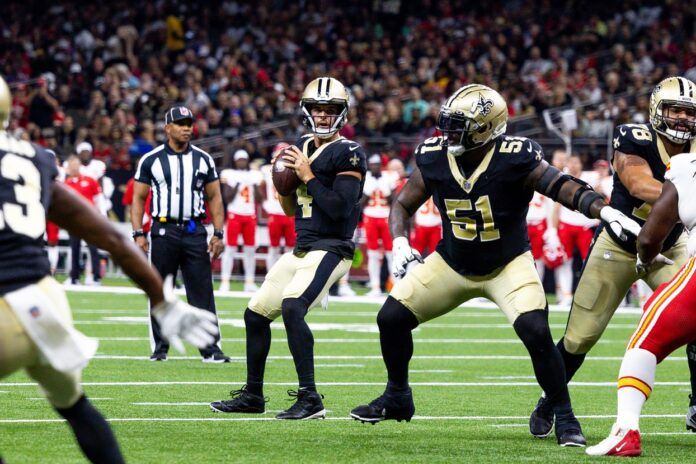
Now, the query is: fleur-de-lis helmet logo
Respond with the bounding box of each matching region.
[473,94,494,116]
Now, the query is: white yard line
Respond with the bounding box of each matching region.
[93,337,629,345]
[1,381,692,387]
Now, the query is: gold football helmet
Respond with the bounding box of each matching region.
[0,75,10,130]
[649,76,696,143]
[437,84,507,156]
[300,77,349,139]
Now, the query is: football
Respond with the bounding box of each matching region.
[272,146,301,196]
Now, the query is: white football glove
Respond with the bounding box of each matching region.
[600,206,641,241]
[636,253,675,276]
[152,275,220,353]
[392,236,423,278]
[543,227,561,248]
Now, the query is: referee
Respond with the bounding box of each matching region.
[131,106,229,362]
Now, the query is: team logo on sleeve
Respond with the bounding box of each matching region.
[350,154,360,166]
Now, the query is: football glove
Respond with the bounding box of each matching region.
[152,275,219,353]
[600,206,641,241]
[636,253,675,276]
[392,236,423,278]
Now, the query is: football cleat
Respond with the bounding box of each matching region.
[555,411,586,447]
[149,351,167,361]
[202,352,231,363]
[210,386,267,414]
[586,424,641,457]
[350,388,415,424]
[529,395,554,438]
[275,389,326,420]
[686,400,696,432]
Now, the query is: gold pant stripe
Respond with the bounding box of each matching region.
[618,376,652,399]
[629,257,696,349]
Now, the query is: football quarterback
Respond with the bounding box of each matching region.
[530,77,696,438]
[210,77,367,420]
[349,84,641,447]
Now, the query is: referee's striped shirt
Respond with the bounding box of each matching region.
[134,143,218,221]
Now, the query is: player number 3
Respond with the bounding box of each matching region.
[0,153,45,239]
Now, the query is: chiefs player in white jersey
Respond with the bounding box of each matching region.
[219,149,263,292]
[587,152,696,457]
[361,154,396,297]
[526,190,554,280]
[412,197,441,257]
[549,154,600,305]
[261,143,296,271]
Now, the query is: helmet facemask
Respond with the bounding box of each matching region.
[301,101,348,139]
[437,107,502,156]
[653,101,696,143]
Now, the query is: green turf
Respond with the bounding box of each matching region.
[1,289,694,463]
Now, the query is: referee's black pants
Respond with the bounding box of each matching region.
[149,222,222,357]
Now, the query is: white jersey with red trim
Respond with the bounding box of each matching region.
[527,191,552,225]
[363,171,396,219]
[220,168,262,216]
[558,171,600,227]
[260,164,285,215]
[415,197,441,227]
[665,153,696,255]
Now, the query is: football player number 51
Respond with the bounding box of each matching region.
[0,153,45,239]
[445,195,500,242]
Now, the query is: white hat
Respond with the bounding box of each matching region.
[76,141,93,153]
[234,149,249,161]
[368,154,382,164]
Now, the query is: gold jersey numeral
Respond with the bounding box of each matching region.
[296,184,313,218]
[445,195,500,242]
[632,201,652,221]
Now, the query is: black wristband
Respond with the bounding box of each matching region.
[132,229,147,239]
[213,229,224,239]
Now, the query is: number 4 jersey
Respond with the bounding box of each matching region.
[609,123,696,253]
[0,135,57,293]
[415,135,543,276]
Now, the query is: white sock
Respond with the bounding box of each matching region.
[616,348,657,430]
[267,246,280,271]
[243,246,256,285]
[340,272,349,287]
[221,247,234,281]
[367,249,381,290]
[534,258,545,281]
[47,246,59,274]
[556,260,573,301]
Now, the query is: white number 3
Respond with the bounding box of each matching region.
[1,153,45,239]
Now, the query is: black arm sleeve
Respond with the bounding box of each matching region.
[306,175,362,221]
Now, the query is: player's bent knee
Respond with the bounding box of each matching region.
[513,309,552,347]
[244,308,272,328]
[377,296,419,331]
[562,333,596,355]
[281,298,309,324]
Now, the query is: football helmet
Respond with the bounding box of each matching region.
[649,76,696,143]
[300,77,349,139]
[436,84,507,156]
[0,75,10,130]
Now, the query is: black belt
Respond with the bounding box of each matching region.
[155,217,202,226]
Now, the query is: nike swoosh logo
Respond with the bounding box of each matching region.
[349,146,359,151]
[620,127,626,136]
[615,442,627,452]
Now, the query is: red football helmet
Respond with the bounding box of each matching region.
[542,242,567,270]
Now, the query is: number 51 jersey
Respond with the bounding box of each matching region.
[415,135,543,276]
[0,135,57,293]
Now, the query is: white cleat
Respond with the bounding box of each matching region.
[244,282,259,292]
[365,288,384,297]
[218,281,230,293]
[586,424,641,457]
[337,283,356,297]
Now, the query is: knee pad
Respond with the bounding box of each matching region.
[377,296,419,332]
[513,309,553,348]
[244,308,272,329]
[562,330,596,355]
[281,298,309,325]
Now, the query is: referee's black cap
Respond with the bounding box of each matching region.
[165,106,194,125]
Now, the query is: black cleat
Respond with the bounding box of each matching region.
[210,386,267,413]
[555,411,586,447]
[275,389,326,420]
[686,395,696,432]
[202,352,231,363]
[529,395,554,438]
[149,351,167,361]
[350,388,415,424]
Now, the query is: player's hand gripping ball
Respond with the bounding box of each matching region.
[272,144,301,196]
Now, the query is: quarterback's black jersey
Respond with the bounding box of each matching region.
[609,123,691,253]
[293,135,367,258]
[0,134,57,294]
[415,135,543,275]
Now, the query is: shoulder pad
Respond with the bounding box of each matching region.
[613,124,654,150]
[665,152,696,183]
[415,136,445,157]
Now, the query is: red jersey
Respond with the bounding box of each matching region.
[65,175,101,205]
[122,177,153,232]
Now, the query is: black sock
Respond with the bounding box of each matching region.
[55,396,124,464]
[557,337,587,383]
[513,310,571,413]
[244,308,272,396]
[687,343,696,405]
[378,297,419,392]
[281,298,316,391]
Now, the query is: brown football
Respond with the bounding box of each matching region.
[272,147,301,196]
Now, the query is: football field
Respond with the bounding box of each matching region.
[1,286,695,463]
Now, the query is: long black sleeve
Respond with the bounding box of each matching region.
[305,175,362,221]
